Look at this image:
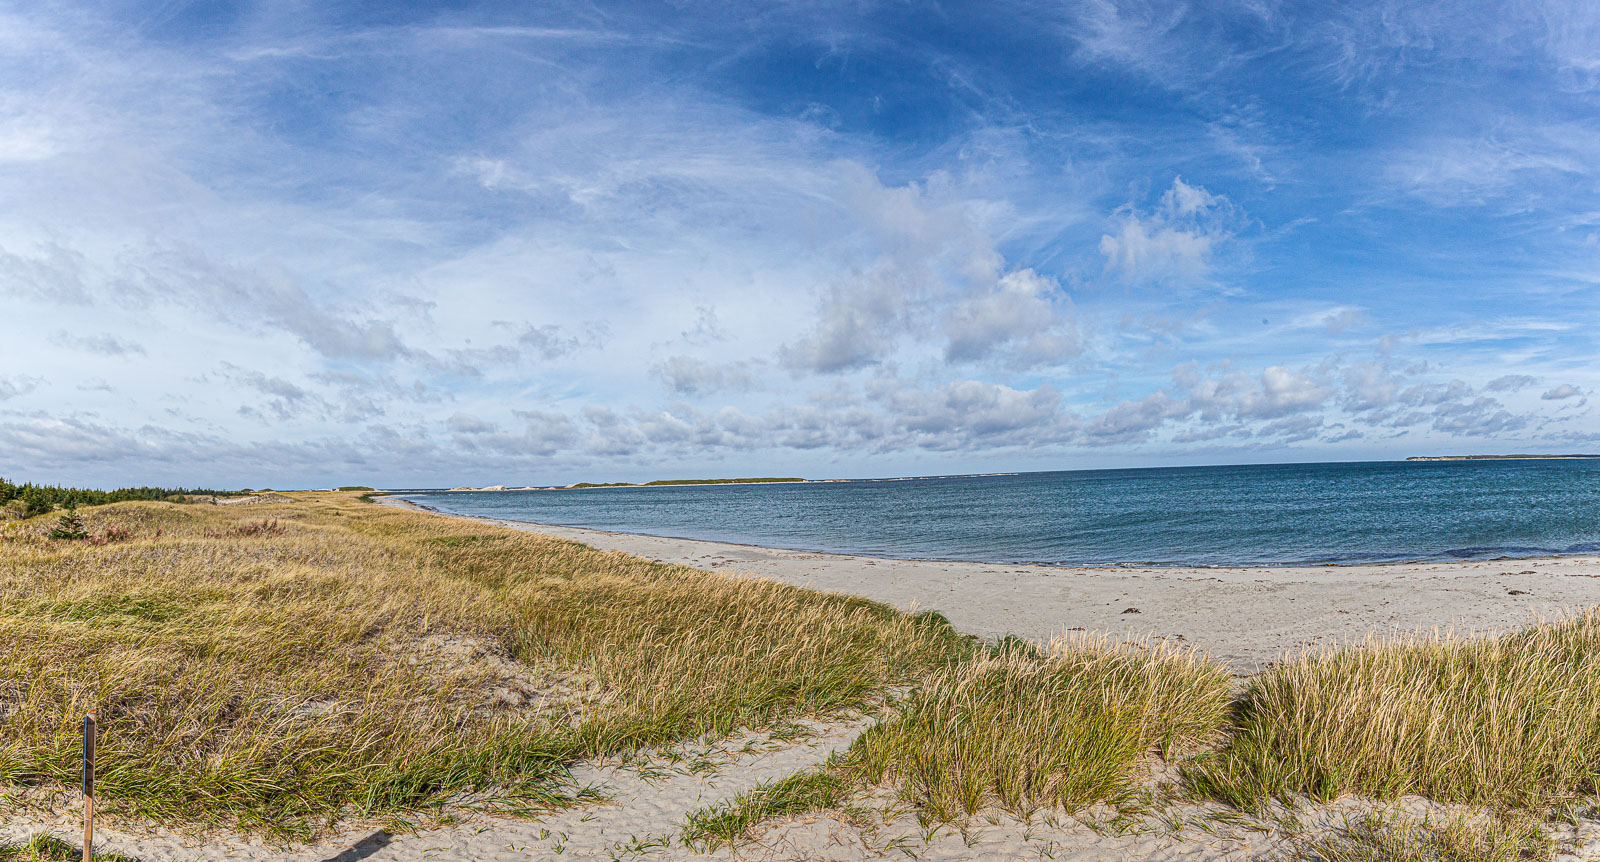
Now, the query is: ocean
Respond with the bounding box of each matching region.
[393,459,1600,567]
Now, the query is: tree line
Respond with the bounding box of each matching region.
[0,477,243,518]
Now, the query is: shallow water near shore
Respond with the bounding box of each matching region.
[395,459,1600,567]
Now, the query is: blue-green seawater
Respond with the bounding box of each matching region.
[395,460,1600,567]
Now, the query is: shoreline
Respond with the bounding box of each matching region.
[384,494,1598,571]
[381,498,1600,672]
[400,473,1021,493]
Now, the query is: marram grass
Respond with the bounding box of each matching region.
[1188,608,1600,812]
[852,635,1233,821]
[0,835,140,862]
[686,635,1233,847]
[682,763,854,850]
[0,492,969,837]
[11,490,1600,853]
[1279,811,1548,862]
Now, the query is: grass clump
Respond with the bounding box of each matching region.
[1190,609,1600,812]
[0,835,140,861]
[204,517,286,538]
[851,635,1231,822]
[1279,811,1547,862]
[682,765,854,850]
[0,492,969,837]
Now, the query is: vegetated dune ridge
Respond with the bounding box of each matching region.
[0,492,1598,861]
[397,501,1600,673]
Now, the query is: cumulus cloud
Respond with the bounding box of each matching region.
[1430,396,1526,436]
[1486,374,1539,392]
[1176,363,1331,422]
[447,412,495,434]
[1261,413,1324,442]
[868,379,1069,449]
[651,355,755,395]
[1235,366,1330,419]
[1083,392,1186,445]
[1081,362,1336,445]
[3,2,1596,486]
[942,269,1079,366]
[1340,362,1404,411]
[1099,178,1238,284]
[466,410,581,457]
[782,166,1028,374]
[1399,379,1474,406]
[517,323,606,360]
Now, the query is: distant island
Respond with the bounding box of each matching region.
[437,477,808,491]
[1405,454,1600,461]
[564,477,806,489]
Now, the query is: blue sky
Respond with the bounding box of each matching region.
[2,0,1597,488]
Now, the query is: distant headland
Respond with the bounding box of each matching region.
[441,477,807,491]
[561,477,806,489]
[1405,454,1600,461]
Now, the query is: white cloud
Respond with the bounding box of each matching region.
[651,355,756,395]
[447,413,495,434]
[942,269,1078,366]
[2,2,1597,486]
[0,376,43,400]
[1099,178,1238,284]
[55,331,146,356]
[1542,383,1582,399]
[1487,374,1539,392]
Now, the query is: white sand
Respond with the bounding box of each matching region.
[10,502,1600,860]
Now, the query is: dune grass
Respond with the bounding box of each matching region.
[1188,609,1600,812]
[682,764,854,850]
[852,635,1232,821]
[0,492,970,837]
[0,835,140,862]
[1279,811,1548,862]
[11,489,1600,859]
[686,617,1600,851]
[685,635,1232,847]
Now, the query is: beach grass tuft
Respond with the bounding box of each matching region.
[851,634,1232,822]
[682,764,855,850]
[0,492,970,837]
[682,635,1231,846]
[1188,609,1600,812]
[0,835,140,862]
[1277,811,1548,862]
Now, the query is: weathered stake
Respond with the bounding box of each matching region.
[82,710,96,862]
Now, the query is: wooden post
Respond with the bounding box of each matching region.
[82,710,96,862]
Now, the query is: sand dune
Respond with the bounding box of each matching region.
[401,503,1600,673]
[11,503,1599,861]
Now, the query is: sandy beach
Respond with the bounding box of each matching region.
[9,497,1600,862]
[391,499,1600,672]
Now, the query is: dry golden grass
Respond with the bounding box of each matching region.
[1189,609,1600,812]
[0,493,968,837]
[12,490,1600,858]
[851,635,1232,821]
[1278,811,1548,862]
[686,635,1232,847]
